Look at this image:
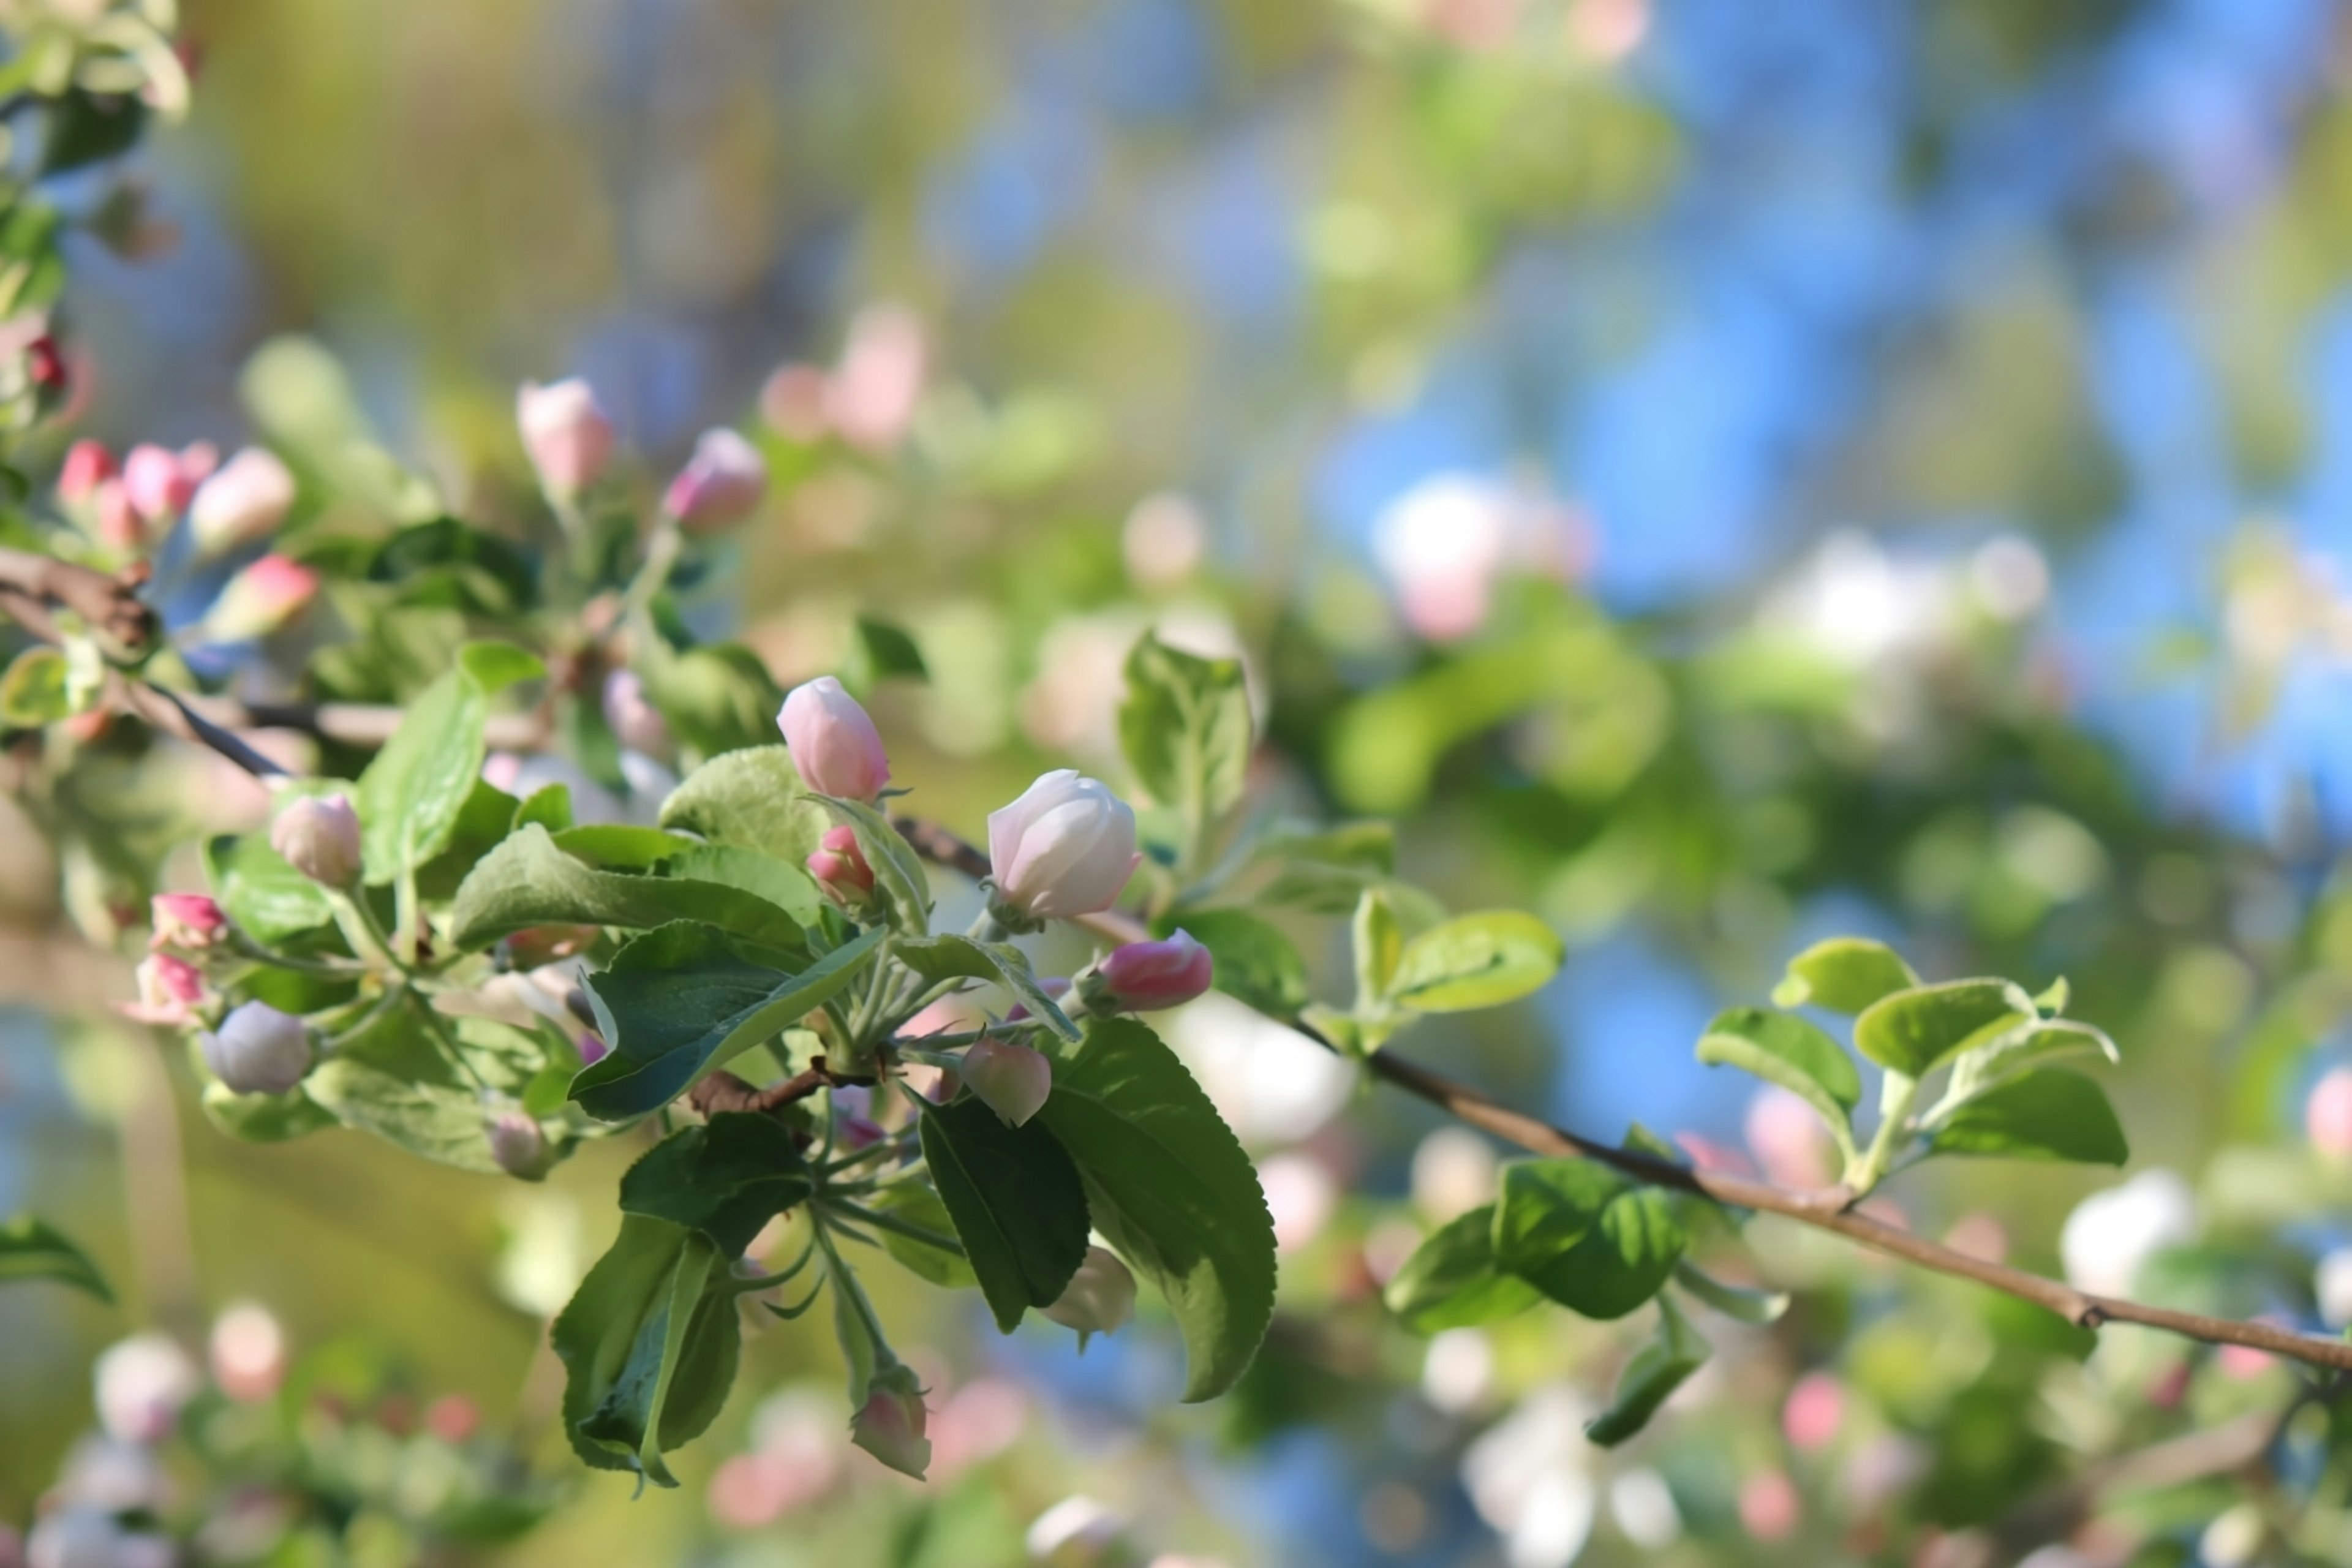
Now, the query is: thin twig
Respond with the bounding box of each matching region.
[890,815,2352,1378]
[687,1057,878,1119]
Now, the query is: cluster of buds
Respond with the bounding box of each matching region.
[58,437,221,553]
[516,374,769,533]
[148,892,227,952]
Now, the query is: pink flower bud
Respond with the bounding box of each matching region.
[202,552,318,641]
[123,440,215,522]
[208,1301,287,1403]
[960,1036,1052,1127]
[202,1000,314,1095]
[760,363,832,443]
[1041,1245,1135,1345]
[58,439,113,502]
[427,1393,480,1444]
[270,793,363,888]
[826,303,927,453]
[1092,930,1213,1012]
[121,952,206,1025]
[806,823,876,906]
[149,892,227,952]
[1736,1469,1800,1541]
[601,668,672,756]
[777,676,890,800]
[850,1376,931,1479]
[663,427,767,533]
[986,771,1139,923]
[488,1110,549,1177]
[94,1332,198,1444]
[2311,1067,2352,1162]
[579,1033,610,1066]
[188,446,296,556]
[516,378,614,500]
[93,478,140,551]
[1781,1371,1844,1452]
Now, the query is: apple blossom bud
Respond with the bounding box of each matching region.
[986,770,1140,924]
[601,668,672,756]
[58,439,113,503]
[807,823,876,907]
[270,793,363,888]
[209,1301,287,1403]
[760,362,832,443]
[2311,1067,2352,1162]
[777,676,890,800]
[830,1084,888,1149]
[827,303,926,453]
[202,552,318,641]
[188,445,296,556]
[93,479,140,551]
[1781,1370,1844,1451]
[517,378,614,500]
[488,1110,550,1178]
[1087,931,1213,1013]
[25,334,65,394]
[1042,1246,1135,1346]
[850,1373,930,1479]
[94,1333,199,1444]
[121,952,206,1026]
[123,440,216,522]
[150,893,227,952]
[960,1036,1051,1127]
[663,427,767,533]
[202,1000,314,1095]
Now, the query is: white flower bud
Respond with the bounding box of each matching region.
[1041,1246,1135,1346]
[488,1110,550,1178]
[516,377,615,500]
[270,793,363,888]
[187,446,295,556]
[960,1036,1052,1128]
[986,770,1139,924]
[92,1333,198,1445]
[201,1001,314,1095]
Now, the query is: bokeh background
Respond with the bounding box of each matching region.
[13,0,2352,1563]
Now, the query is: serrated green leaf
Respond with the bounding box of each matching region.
[356,643,538,888]
[304,1001,562,1172]
[553,1216,738,1485]
[549,825,699,870]
[1945,1018,2120,1106]
[1928,1070,2128,1165]
[1494,1160,1685,1321]
[1152,907,1308,1017]
[1771,938,1920,1013]
[620,1115,813,1257]
[1853,979,2034,1077]
[1586,1296,1708,1447]
[1036,1019,1275,1400]
[1390,911,1564,1014]
[658,747,831,862]
[1119,633,1252,865]
[1695,1006,1861,1140]
[205,831,337,943]
[1383,1204,1542,1333]
[0,1214,111,1302]
[576,922,882,1121]
[447,824,809,952]
[918,1097,1090,1332]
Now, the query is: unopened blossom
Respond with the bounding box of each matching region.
[2310,1066,2352,1161]
[121,952,205,1026]
[960,1036,1051,1127]
[92,479,139,550]
[149,892,227,951]
[58,439,113,502]
[208,1301,287,1403]
[1025,1496,1125,1562]
[826,303,926,452]
[94,1333,199,1444]
[663,427,767,533]
[849,1373,930,1479]
[601,669,671,756]
[1042,1246,1135,1346]
[805,823,875,907]
[488,1110,550,1178]
[202,552,318,641]
[516,378,614,500]
[777,676,889,799]
[987,770,1139,923]
[1781,1371,1844,1452]
[188,445,296,556]
[271,793,362,887]
[1088,931,1213,1012]
[202,1001,314,1095]
[122,440,216,522]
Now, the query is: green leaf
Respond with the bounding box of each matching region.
[1853,979,2035,1077]
[356,643,540,888]
[0,646,71,726]
[1152,908,1308,1017]
[0,1214,111,1302]
[514,783,573,834]
[637,638,783,759]
[830,1260,881,1408]
[1670,1259,1788,1324]
[1695,1006,1861,1139]
[1944,1018,2120,1105]
[1494,1160,1685,1321]
[1586,1296,1709,1447]
[42,89,146,175]
[304,1001,560,1172]
[200,1080,339,1144]
[1928,1070,2129,1165]
[553,1217,739,1484]
[576,923,883,1121]
[1382,1204,1542,1333]
[892,934,1079,1040]
[918,1097,1091,1332]
[1771,938,1920,1013]
[1389,911,1564,1014]
[1118,633,1252,859]
[205,831,336,943]
[869,1181,977,1289]
[813,794,930,935]
[448,825,809,952]
[1035,1019,1275,1400]
[658,747,830,862]
[1251,820,1397,912]
[848,616,929,685]
[620,1115,813,1257]
[549,825,698,871]
[1352,888,1404,1003]
[661,844,824,926]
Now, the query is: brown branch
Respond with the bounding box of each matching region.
[687,1056,878,1118]
[891,815,2352,1378]
[0,546,157,655]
